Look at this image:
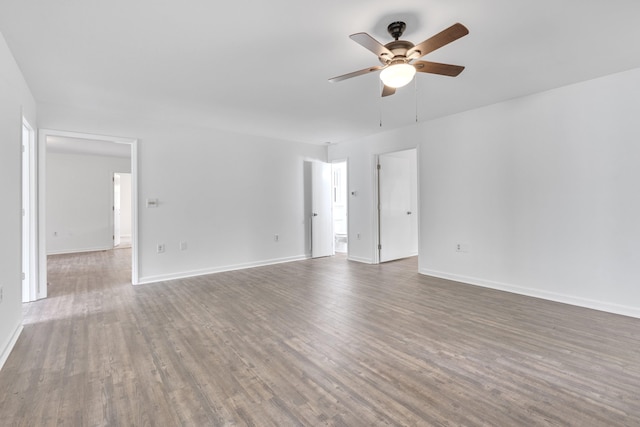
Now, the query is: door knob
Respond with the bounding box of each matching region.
[406,211,412,215]
[313,213,318,217]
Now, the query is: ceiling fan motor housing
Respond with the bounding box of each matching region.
[379,40,414,65]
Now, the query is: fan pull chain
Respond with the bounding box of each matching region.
[379,79,383,127]
[415,77,418,123]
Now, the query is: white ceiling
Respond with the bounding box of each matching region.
[1,0,640,144]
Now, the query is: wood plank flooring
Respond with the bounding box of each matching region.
[1,249,640,426]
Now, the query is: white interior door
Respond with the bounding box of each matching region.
[113,173,121,247]
[311,161,334,258]
[378,150,418,262]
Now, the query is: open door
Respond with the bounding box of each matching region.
[311,161,333,258]
[113,173,121,247]
[332,161,348,253]
[378,149,418,262]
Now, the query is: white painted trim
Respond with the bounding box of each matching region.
[37,129,47,299]
[420,268,640,319]
[38,129,140,290]
[374,148,419,265]
[130,139,139,285]
[21,115,38,302]
[47,246,114,256]
[331,158,349,259]
[137,255,311,285]
[347,255,374,264]
[372,154,381,264]
[0,324,23,371]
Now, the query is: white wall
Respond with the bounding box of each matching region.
[47,152,131,254]
[0,32,36,368]
[331,67,640,318]
[419,67,640,318]
[37,104,327,283]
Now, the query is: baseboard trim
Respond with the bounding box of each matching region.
[47,246,113,256]
[0,323,23,372]
[347,255,374,264]
[137,254,312,285]
[420,268,640,319]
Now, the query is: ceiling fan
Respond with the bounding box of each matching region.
[329,21,469,97]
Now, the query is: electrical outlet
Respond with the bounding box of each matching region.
[274,234,279,242]
[456,243,470,253]
[157,243,165,253]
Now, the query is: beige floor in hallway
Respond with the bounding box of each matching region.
[1,249,640,426]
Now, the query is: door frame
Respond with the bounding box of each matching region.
[21,117,38,302]
[113,173,121,248]
[112,172,132,249]
[331,159,349,257]
[372,147,420,264]
[37,129,140,296]
[311,160,334,258]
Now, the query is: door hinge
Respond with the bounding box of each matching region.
[22,272,25,280]
[378,244,382,250]
[377,164,381,170]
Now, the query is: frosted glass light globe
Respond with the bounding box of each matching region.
[380,63,416,88]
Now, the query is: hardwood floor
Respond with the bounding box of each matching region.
[1,250,640,426]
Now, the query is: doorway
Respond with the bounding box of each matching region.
[113,173,132,248]
[377,149,418,263]
[311,161,334,258]
[37,129,139,297]
[331,161,348,254]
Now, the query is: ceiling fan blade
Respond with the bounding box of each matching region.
[350,33,394,59]
[381,85,396,97]
[329,65,384,83]
[407,23,469,59]
[413,61,465,77]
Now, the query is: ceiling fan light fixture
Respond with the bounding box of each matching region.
[380,63,416,88]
